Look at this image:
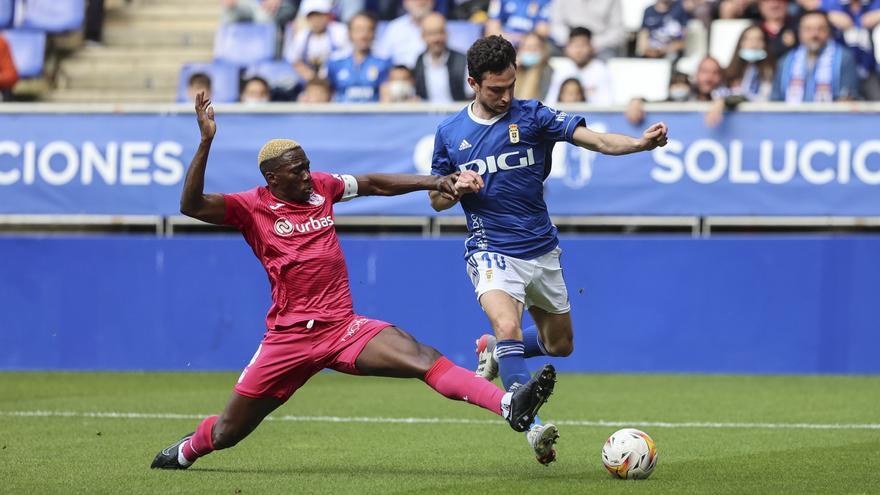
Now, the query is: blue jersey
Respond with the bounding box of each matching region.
[326,53,390,103]
[488,0,551,35]
[431,99,585,260]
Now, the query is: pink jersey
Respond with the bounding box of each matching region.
[223,172,353,330]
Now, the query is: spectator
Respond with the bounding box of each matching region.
[484,0,552,45]
[186,73,212,102]
[284,0,350,83]
[759,0,800,58]
[380,65,422,101]
[716,0,760,19]
[240,76,272,103]
[544,27,613,105]
[0,33,18,101]
[326,12,391,102]
[667,71,694,100]
[375,0,434,68]
[513,31,554,100]
[772,9,860,101]
[637,0,689,59]
[412,12,471,102]
[297,77,334,101]
[822,0,880,99]
[725,24,777,100]
[549,0,624,59]
[557,77,586,102]
[694,56,730,100]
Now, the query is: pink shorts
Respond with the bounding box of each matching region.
[234,314,391,401]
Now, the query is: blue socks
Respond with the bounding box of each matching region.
[522,325,549,358]
[495,338,542,428]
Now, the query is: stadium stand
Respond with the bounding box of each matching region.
[176,61,241,103]
[709,18,752,68]
[0,0,13,29]
[607,57,671,103]
[213,21,276,66]
[2,28,45,78]
[20,0,85,33]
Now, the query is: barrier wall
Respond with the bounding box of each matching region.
[1,235,878,373]
[1,108,880,216]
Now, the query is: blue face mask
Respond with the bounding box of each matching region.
[520,52,542,68]
[739,48,767,63]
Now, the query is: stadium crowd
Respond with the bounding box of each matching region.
[183,0,880,109]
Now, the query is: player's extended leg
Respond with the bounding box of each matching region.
[353,326,555,432]
[479,289,532,392]
[150,391,284,470]
[524,308,573,358]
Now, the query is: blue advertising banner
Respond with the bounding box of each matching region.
[0,110,879,216]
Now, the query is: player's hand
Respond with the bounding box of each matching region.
[454,170,484,195]
[639,122,668,151]
[195,91,216,142]
[434,172,460,200]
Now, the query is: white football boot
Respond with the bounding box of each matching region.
[527,423,559,465]
[474,334,498,381]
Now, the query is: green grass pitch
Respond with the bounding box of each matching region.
[1,372,879,494]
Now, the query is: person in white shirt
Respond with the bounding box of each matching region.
[544,27,613,105]
[548,0,624,59]
[283,0,350,82]
[374,0,434,68]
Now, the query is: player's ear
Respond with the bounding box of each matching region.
[467,76,479,92]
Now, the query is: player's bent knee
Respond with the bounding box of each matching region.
[417,345,443,373]
[545,337,573,357]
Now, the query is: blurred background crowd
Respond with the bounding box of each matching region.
[1,0,878,120]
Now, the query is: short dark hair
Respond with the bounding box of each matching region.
[241,76,270,93]
[349,10,377,30]
[187,72,211,89]
[467,35,517,84]
[799,9,831,28]
[568,27,592,42]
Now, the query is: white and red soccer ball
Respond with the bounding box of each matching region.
[601,428,659,480]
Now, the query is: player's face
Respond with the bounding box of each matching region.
[470,64,516,116]
[266,148,313,203]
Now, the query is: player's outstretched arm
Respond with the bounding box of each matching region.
[179,92,226,225]
[355,172,460,199]
[571,122,669,156]
[429,170,483,211]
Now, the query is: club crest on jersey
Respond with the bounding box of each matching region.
[508,124,520,144]
[274,218,294,237]
[308,192,325,206]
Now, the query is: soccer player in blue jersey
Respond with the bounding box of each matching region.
[428,35,668,465]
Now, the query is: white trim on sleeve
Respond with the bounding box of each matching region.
[338,174,358,202]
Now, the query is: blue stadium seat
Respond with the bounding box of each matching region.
[2,29,46,78]
[244,60,300,91]
[0,0,14,29]
[177,62,241,103]
[21,0,85,33]
[214,22,276,66]
[446,21,482,55]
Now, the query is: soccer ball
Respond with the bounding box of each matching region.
[601,428,658,480]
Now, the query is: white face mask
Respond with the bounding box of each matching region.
[669,86,691,101]
[739,48,767,63]
[520,52,542,68]
[388,80,415,101]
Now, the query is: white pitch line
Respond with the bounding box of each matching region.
[2,410,880,430]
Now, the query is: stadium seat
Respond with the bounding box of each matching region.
[20,0,85,33]
[621,0,655,32]
[244,60,301,91]
[445,21,482,55]
[177,62,241,103]
[675,19,709,76]
[214,22,277,66]
[709,19,752,68]
[607,57,671,103]
[2,28,46,78]
[0,0,13,29]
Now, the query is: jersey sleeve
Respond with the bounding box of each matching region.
[222,188,260,229]
[533,101,586,143]
[312,171,357,203]
[430,130,454,176]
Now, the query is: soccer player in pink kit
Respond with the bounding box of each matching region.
[150,92,557,470]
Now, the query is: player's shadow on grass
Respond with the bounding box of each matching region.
[189,465,577,478]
